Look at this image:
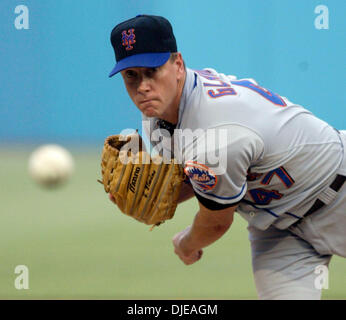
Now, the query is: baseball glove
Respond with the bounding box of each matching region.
[99,132,185,228]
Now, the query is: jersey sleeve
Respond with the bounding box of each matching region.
[183,124,264,208]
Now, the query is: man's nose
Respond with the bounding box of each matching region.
[137,77,151,93]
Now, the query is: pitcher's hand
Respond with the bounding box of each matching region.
[172,227,203,265]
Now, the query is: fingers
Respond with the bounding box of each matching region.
[109,193,117,204]
[178,249,203,265]
[197,249,203,260]
[172,233,182,247]
[172,232,203,265]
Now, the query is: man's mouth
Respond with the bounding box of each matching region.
[140,99,153,105]
[139,99,156,109]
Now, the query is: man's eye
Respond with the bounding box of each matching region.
[126,71,137,78]
[145,68,158,77]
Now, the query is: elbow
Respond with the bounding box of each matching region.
[213,220,233,234]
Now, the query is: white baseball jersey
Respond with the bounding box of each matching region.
[143,68,344,231]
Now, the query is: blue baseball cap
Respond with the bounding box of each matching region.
[109,15,177,77]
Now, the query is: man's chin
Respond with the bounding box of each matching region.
[143,108,157,118]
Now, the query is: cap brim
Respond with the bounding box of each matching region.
[109,52,171,78]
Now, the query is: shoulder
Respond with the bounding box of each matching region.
[181,68,259,128]
[182,124,264,206]
[183,123,264,165]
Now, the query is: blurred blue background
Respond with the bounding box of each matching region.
[1,0,345,145]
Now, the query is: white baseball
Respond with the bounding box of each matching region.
[28,144,74,188]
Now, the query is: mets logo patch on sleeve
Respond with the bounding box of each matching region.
[184,161,217,191]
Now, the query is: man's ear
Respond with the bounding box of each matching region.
[174,53,185,79]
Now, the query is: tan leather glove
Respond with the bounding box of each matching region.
[100,132,185,227]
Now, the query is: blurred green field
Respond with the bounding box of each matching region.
[0,148,345,299]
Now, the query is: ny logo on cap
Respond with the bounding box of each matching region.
[121,29,136,51]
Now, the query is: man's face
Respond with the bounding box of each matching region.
[120,54,185,123]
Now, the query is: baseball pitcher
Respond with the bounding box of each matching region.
[102,14,346,300]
